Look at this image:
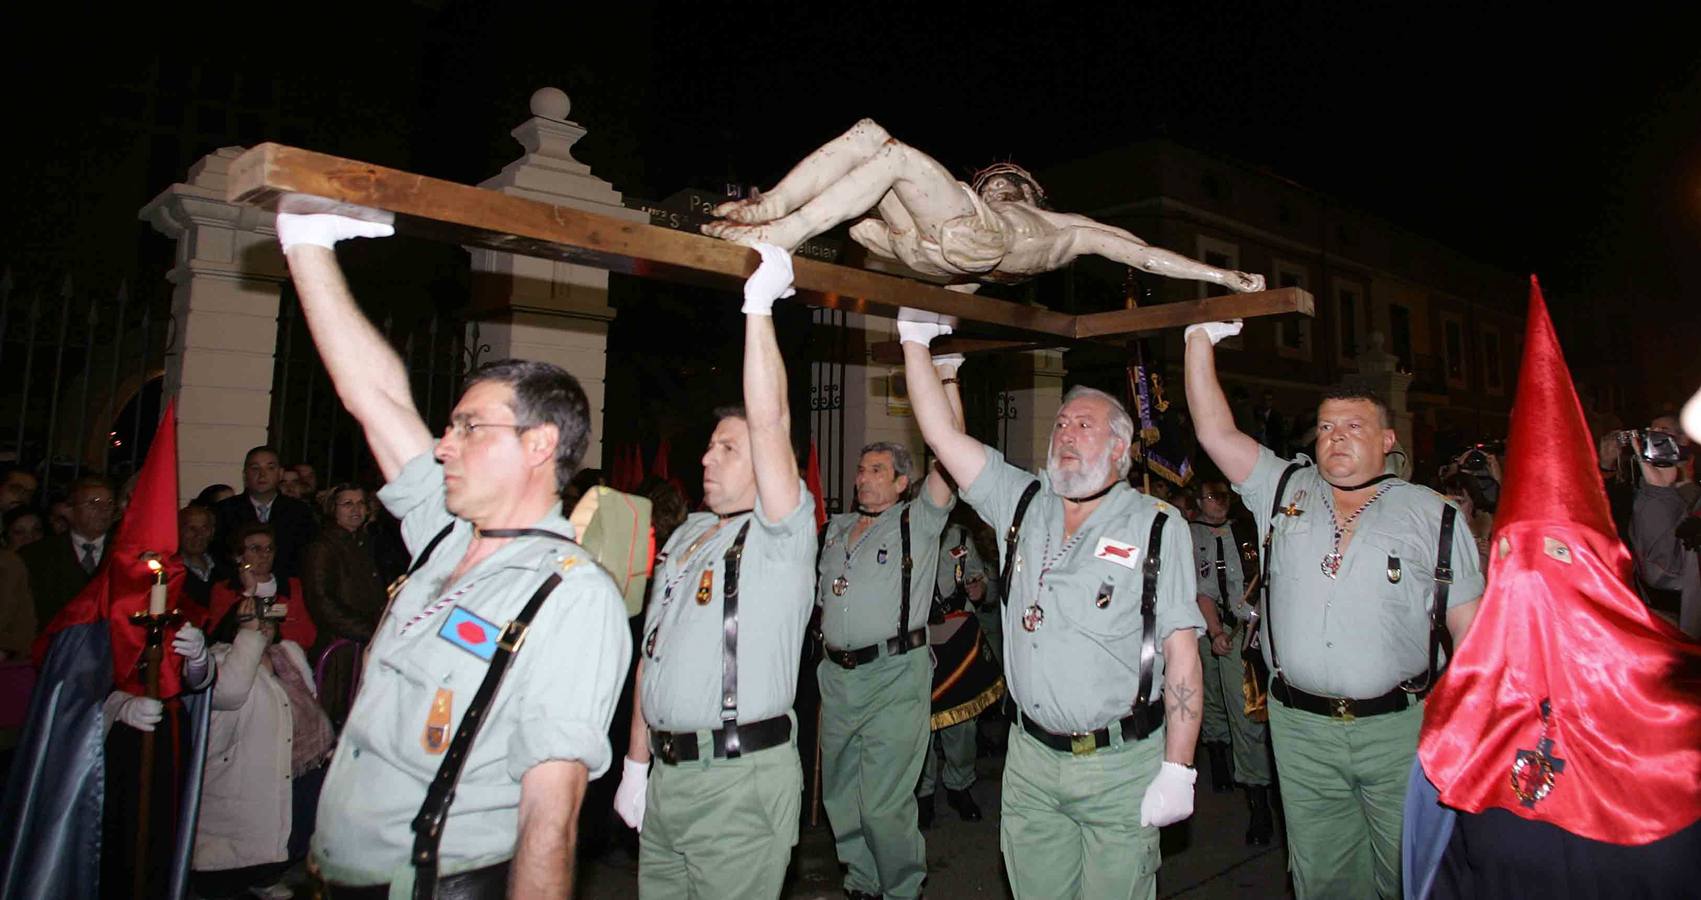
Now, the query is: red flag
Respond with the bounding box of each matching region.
[36,401,201,697]
[1418,277,1701,844]
[805,439,828,530]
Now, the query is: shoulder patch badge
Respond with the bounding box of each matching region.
[439,606,501,661]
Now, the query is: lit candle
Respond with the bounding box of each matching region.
[147,559,167,616]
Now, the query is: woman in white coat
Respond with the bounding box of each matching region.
[191,595,336,899]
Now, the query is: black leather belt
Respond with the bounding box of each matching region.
[650,713,791,765]
[1272,676,1413,721]
[1018,707,1161,756]
[825,627,927,669]
[318,861,510,899]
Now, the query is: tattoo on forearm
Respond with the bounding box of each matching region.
[1165,679,1200,722]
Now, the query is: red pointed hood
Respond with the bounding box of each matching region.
[35,401,201,696]
[1418,277,1701,844]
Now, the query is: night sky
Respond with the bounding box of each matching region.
[5,3,1698,407]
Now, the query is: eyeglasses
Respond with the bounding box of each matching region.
[442,420,530,441]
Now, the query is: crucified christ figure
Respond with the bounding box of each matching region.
[704,119,1265,292]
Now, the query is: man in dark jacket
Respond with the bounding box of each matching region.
[213,446,316,580]
[21,476,114,628]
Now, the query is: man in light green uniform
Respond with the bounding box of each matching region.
[1184,320,1485,899]
[613,245,816,899]
[279,214,630,899]
[901,313,1206,900]
[1189,480,1273,845]
[817,422,958,899]
[916,518,994,828]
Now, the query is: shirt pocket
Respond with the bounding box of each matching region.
[1353,528,1429,600]
[1056,558,1144,639]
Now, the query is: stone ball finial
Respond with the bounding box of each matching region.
[530,87,570,122]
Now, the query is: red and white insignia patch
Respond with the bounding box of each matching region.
[1093,538,1142,569]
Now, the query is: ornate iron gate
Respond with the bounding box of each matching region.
[0,271,171,498]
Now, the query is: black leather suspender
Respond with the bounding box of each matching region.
[1400,504,1457,696]
[999,480,1042,605]
[1131,512,1169,728]
[1213,534,1235,629]
[718,521,754,758]
[410,528,575,900]
[895,506,914,652]
[1261,462,1310,675]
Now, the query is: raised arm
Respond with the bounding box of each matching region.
[742,244,802,519]
[900,315,986,490]
[1183,325,1261,485]
[923,355,967,507]
[276,214,433,481]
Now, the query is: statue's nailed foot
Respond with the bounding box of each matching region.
[1230,271,1267,293]
[710,189,787,224]
[700,218,808,251]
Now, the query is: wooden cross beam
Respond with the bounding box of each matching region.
[227,143,1312,342]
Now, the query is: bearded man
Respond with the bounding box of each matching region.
[900,311,1205,899]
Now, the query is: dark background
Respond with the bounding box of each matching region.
[4,2,1698,446]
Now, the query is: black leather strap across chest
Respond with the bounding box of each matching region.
[408,525,574,899]
[718,520,754,756]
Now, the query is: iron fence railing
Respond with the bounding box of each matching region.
[0,270,172,498]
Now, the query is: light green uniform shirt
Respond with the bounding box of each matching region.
[817,491,954,650]
[1191,520,1252,622]
[640,482,816,732]
[962,446,1204,734]
[935,522,989,602]
[1234,446,1485,698]
[312,453,631,886]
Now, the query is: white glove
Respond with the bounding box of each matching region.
[741,243,796,315]
[276,212,395,252]
[614,757,650,831]
[1183,320,1242,346]
[896,307,956,347]
[104,691,163,733]
[172,624,207,664]
[1139,761,1197,827]
[933,353,966,376]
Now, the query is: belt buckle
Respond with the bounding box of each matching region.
[497,621,528,653]
[1069,732,1095,756]
[659,735,676,763]
[1333,698,1355,722]
[838,650,856,670]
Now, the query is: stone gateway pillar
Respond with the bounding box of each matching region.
[466,87,647,470]
[140,147,287,504]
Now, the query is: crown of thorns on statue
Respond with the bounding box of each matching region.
[971,162,1049,208]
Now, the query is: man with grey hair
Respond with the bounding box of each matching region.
[900,312,1205,899]
[817,417,961,898]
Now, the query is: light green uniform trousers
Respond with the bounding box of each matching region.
[818,649,931,899]
[1199,629,1271,785]
[638,736,802,899]
[999,722,1164,900]
[1267,697,1423,900]
[916,717,977,796]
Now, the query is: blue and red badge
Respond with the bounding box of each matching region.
[438,606,501,661]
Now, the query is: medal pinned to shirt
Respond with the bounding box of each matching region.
[438,605,502,661]
[422,688,453,755]
[877,548,889,565]
[695,570,714,605]
[831,576,850,596]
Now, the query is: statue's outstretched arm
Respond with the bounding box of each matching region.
[1066,220,1265,293]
